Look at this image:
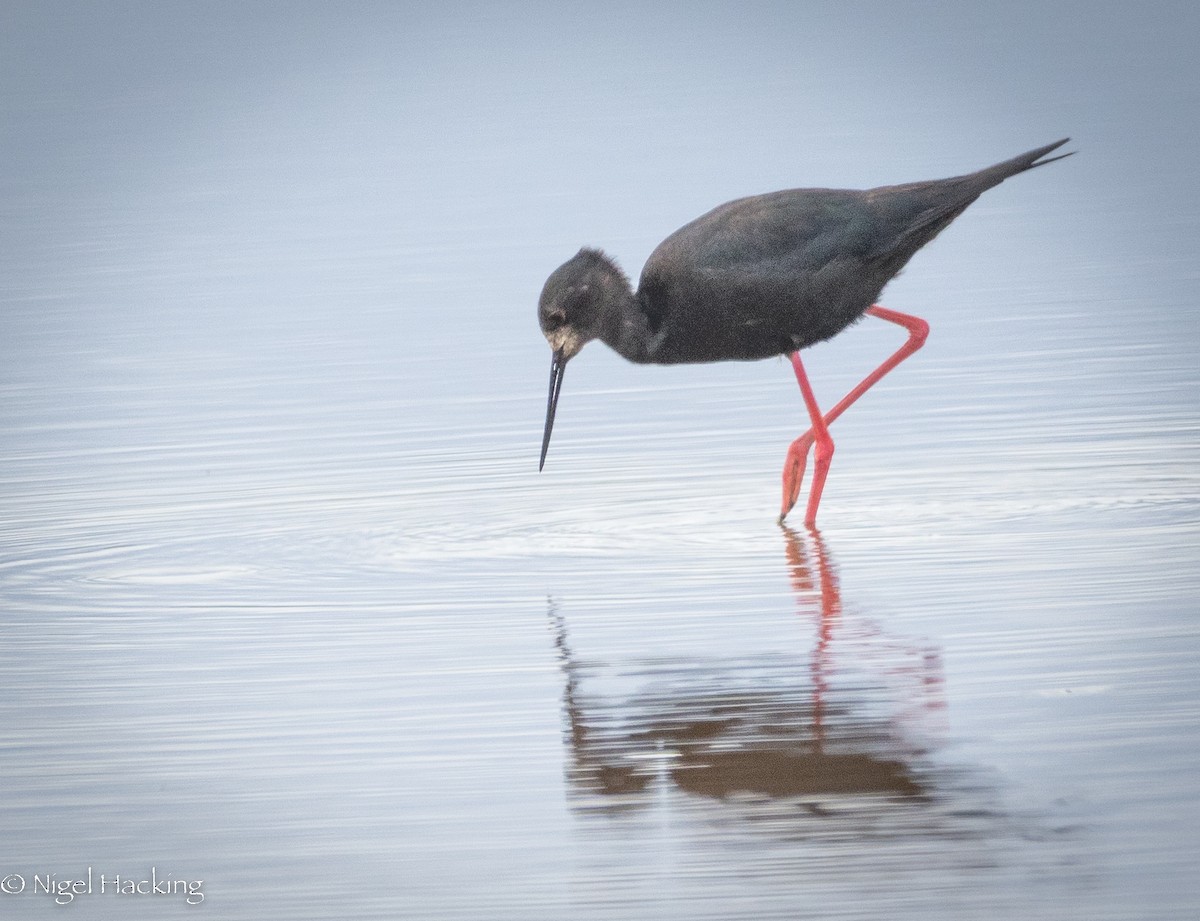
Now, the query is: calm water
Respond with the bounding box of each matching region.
[3,4,1199,919]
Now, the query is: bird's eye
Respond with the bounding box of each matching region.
[543,308,567,331]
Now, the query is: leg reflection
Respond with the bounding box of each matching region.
[549,531,947,809]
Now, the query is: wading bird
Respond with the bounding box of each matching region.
[537,139,1072,527]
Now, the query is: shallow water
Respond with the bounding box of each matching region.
[3,4,1199,919]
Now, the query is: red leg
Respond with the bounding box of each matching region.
[779,305,929,526]
[787,352,834,529]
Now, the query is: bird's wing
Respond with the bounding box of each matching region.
[636,190,886,360]
[664,188,878,274]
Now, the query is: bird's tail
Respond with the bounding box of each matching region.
[970,137,1074,188]
[869,137,1074,268]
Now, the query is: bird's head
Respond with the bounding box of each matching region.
[537,248,624,360]
[536,248,628,470]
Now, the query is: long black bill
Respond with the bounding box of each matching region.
[538,350,566,471]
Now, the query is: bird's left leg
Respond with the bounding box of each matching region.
[782,352,834,529]
[780,305,929,526]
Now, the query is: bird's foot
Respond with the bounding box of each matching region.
[779,432,815,522]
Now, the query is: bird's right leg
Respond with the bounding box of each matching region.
[784,352,834,529]
[779,305,929,526]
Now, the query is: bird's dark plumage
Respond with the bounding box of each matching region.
[537,139,1073,519]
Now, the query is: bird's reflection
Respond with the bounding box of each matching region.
[550,528,957,820]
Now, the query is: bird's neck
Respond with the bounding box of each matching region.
[596,287,656,363]
[574,250,659,363]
